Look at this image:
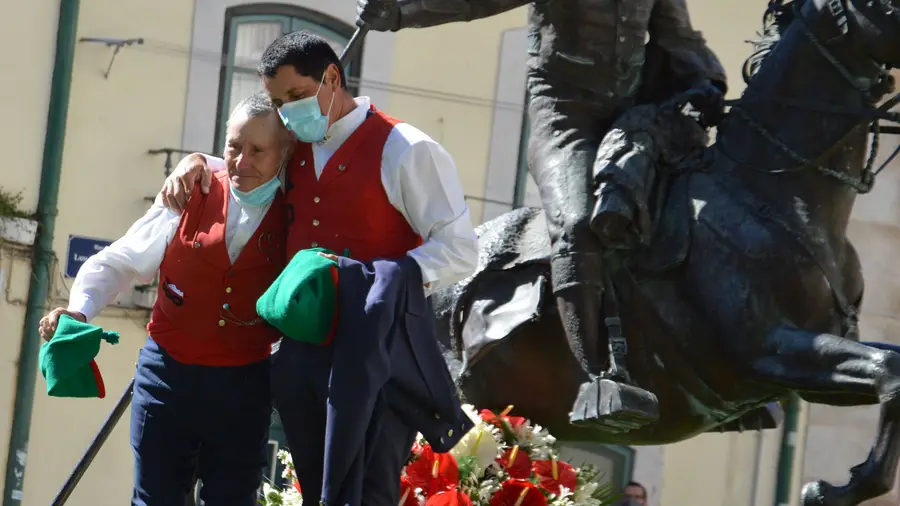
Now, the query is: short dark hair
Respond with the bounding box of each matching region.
[258,31,347,89]
[625,482,647,498]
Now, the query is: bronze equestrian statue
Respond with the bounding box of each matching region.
[371,0,900,505]
[357,0,728,431]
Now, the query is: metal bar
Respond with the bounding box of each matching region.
[50,379,135,506]
[147,148,213,157]
[339,25,368,66]
[773,393,800,506]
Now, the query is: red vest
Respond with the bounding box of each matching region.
[147,172,287,366]
[284,107,423,262]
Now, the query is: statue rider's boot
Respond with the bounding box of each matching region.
[590,182,640,251]
[557,280,660,433]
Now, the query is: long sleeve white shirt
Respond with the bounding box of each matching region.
[205,96,478,294]
[67,191,275,322]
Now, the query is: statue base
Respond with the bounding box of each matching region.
[569,377,660,433]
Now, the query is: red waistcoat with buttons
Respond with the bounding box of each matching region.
[284,106,423,262]
[147,172,287,366]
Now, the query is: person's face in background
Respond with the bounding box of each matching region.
[622,484,647,506]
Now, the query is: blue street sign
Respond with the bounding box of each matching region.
[66,235,113,278]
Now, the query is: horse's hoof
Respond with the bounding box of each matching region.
[801,481,830,506]
[568,378,659,433]
[801,480,856,506]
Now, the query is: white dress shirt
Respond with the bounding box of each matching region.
[205,96,478,294]
[67,188,275,322]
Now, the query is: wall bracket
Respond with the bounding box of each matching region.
[78,37,144,79]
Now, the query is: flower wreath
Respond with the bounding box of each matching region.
[261,405,622,506]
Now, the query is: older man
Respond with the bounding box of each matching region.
[39,92,293,506]
[158,31,477,506]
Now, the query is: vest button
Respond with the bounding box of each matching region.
[338,164,346,171]
[193,242,201,249]
[225,287,232,293]
[300,160,306,166]
[313,196,320,203]
[312,219,320,226]
[222,303,229,310]
[218,319,226,327]
[311,242,318,247]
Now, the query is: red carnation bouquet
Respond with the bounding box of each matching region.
[261,404,622,506]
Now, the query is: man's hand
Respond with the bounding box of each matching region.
[684,78,726,128]
[356,0,400,32]
[157,153,212,213]
[39,308,86,341]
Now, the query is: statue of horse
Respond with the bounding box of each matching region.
[432,0,900,504]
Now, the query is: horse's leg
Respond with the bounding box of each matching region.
[752,325,900,506]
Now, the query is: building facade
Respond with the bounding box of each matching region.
[0,0,895,505]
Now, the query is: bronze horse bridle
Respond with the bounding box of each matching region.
[723,0,900,194]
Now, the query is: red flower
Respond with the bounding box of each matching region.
[532,458,577,495]
[426,490,473,506]
[480,406,527,429]
[496,446,532,479]
[490,480,548,506]
[406,444,459,497]
[399,476,419,506]
[291,470,302,494]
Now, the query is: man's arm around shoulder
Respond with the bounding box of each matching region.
[156,153,226,212]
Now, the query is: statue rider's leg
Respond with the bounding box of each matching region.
[527,73,659,431]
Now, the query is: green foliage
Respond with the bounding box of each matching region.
[0,188,29,219]
[457,455,479,481]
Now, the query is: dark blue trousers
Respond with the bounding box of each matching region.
[131,336,271,506]
[271,338,416,506]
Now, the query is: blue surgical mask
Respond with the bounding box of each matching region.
[278,74,335,143]
[230,175,282,207]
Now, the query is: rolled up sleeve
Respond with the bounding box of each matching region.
[388,129,478,294]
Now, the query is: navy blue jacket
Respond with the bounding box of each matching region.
[321,256,474,505]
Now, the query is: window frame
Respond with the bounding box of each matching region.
[214,3,363,153]
[558,441,636,490]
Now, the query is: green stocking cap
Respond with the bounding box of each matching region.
[39,314,119,399]
[257,247,339,344]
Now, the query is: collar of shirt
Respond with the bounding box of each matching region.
[224,182,274,264]
[311,96,371,177]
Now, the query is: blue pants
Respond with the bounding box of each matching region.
[131,337,271,506]
[271,338,416,506]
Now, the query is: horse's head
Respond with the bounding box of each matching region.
[845,0,900,67]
